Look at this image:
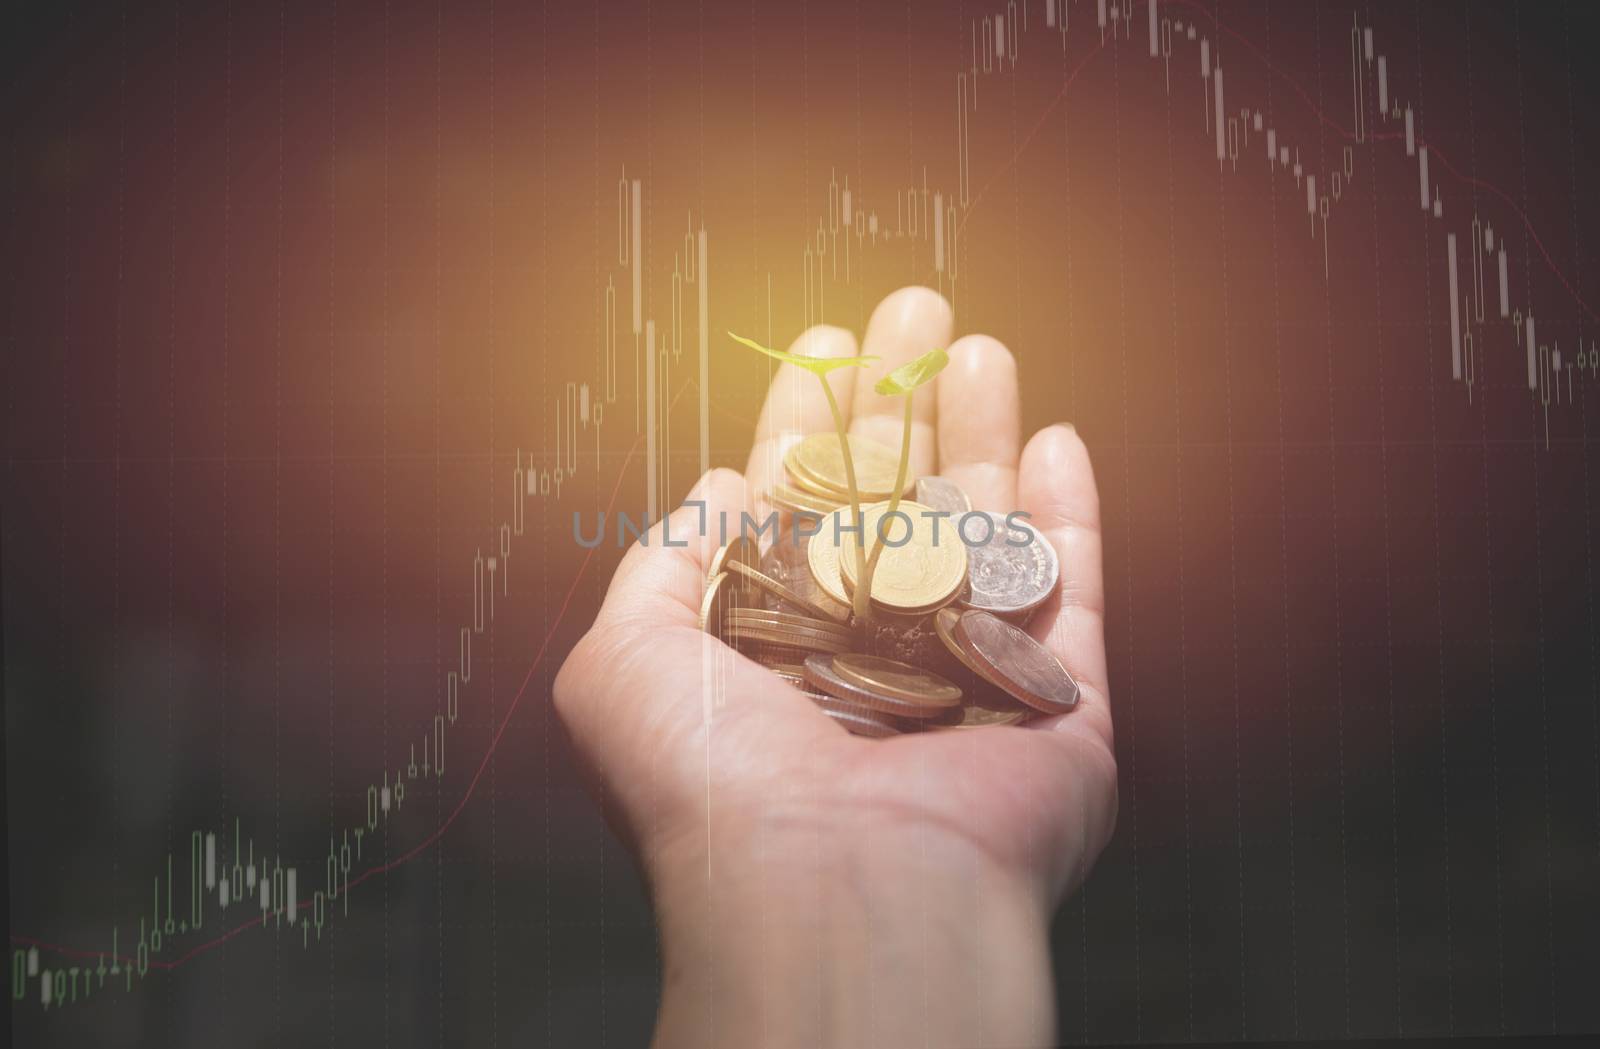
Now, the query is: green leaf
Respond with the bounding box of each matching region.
[873,347,949,396]
[727,331,879,376]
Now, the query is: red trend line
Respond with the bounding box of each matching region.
[957,0,1597,327]
[13,395,656,973]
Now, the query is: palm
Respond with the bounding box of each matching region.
[556,287,1115,905]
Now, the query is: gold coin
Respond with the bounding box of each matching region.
[727,617,852,645]
[951,705,1029,728]
[838,501,967,613]
[725,623,853,653]
[898,702,969,729]
[728,606,850,629]
[832,653,962,706]
[785,433,907,501]
[729,637,822,660]
[728,627,853,654]
[767,483,841,516]
[804,508,859,609]
[699,571,736,639]
[708,536,757,578]
[787,468,875,502]
[725,558,850,624]
[709,536,761,600]
[727,608,854,639]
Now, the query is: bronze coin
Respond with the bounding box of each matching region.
[931,608,1027,709]
[819,706,902,738]
[934,607,987,676]
[803,692,904,738]
[832,653,961,706]
[952,610,1080,714]
[801,653,955,720]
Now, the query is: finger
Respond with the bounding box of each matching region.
[744,325,860,509]
[850,286,951,478]
[934,334,1020,512]
[1014,424,1112,757]
[600,467,751,630]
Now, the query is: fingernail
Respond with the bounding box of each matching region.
[1058,421,1077,435]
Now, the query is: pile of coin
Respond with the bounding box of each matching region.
[697,432,1080,738]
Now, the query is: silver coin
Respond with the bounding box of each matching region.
[914,475,972,516]
[957,511,1057,618]
[760,533,810,587]
[761,534,849,621]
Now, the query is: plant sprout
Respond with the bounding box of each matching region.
[860,348,948,605]
[729,333,952,623]
[728,332,879,617]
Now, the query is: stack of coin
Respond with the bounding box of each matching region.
[703,465,1078,738]
[782,432,909,504]
[801,652,962,736]
[766,432,914,516]
[726,606,854,657]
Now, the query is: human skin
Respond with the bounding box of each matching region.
[553,286,1117,1048]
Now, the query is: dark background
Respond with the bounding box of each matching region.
[6,1,1600,1044]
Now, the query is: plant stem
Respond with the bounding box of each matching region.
[818,378,870,622]
[862,396,914,584]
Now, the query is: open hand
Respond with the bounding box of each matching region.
[555,286,1116,1048]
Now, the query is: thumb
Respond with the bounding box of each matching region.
[554,468,750,765]
[553,468,831,848]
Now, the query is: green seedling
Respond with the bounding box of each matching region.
[729,333,950,623]
[728,332,880,617]
[860,348,949,606]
